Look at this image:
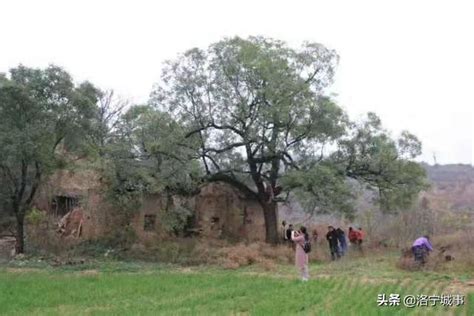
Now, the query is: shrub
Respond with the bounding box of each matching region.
[26,208,46,226]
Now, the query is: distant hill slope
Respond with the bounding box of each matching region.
[280,163,474,223]
[423,163,474,184]
[422,163,474,211]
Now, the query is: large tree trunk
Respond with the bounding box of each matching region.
[262,201,279,244]
[15,215,25,254]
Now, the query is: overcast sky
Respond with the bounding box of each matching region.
[1,0,473,165]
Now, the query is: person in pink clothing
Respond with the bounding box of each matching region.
[291,226,310,281]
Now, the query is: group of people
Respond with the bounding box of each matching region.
[326,226,365,260]
[282,222,365,259]
[282,221,434,282]
[281,221,366,281]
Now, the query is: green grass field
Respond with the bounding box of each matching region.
[0,255,472,315]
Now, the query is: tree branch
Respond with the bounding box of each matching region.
[205,172,258,200]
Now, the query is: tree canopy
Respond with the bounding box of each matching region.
[0,65,100,252]
[106,105,201,204]
[150,36,427,243]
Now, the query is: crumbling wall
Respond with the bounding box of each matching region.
[0,237,15,259]
[33,167,109,241]
[34,166,267,243]
[194,182,265,242]
[130,194,167,241]
[129,182,266,242]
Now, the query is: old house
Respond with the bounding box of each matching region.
[191,182,265,241]
[34,166,109,239]
[33,166,266,243]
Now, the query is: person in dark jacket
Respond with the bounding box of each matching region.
[335,227,347,256]
[326,226,340,260]
[286,224,294,247]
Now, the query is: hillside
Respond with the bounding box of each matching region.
[280,163,474,224]
[422,163,474,211]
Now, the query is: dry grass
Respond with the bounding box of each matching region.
[216,243,290,270]
[123,238,295,271]
[22,216,474,277]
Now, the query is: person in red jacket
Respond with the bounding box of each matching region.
[348,227,363,251]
